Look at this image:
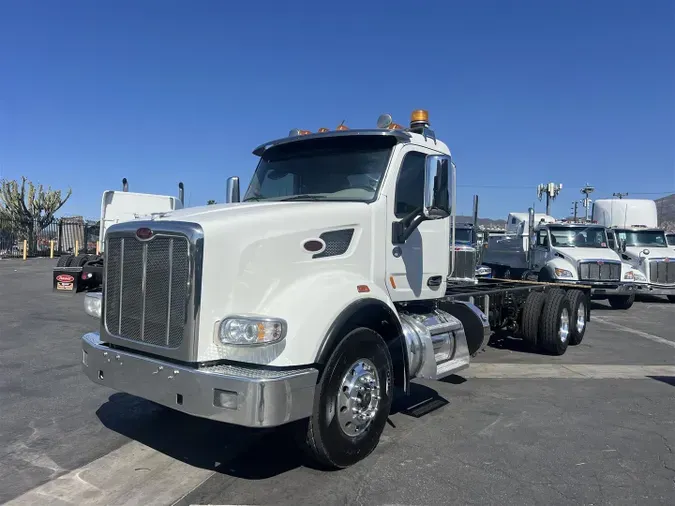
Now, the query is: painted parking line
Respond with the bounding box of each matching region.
[5,440,214,506]
[593,315,675,349]
[462,364,675,379]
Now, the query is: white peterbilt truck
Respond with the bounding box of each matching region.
[593,198,675,302]
[80,110,593,469]
[482,213,643,309]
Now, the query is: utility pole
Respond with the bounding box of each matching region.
[613,192,628,199]
[537,182,563,215]
[580,183,595,222]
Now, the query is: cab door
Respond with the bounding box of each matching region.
[532,229,550,272]
[385,147,451,302]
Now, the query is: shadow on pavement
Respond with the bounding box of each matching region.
[97,392,302,480]
[648,376,675,388]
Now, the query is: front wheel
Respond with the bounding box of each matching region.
[298,327,393,469]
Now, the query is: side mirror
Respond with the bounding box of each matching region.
[226,176,240,203]
[423,155,452,219]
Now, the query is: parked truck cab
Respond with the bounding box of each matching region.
[594,199,675,302]
[81,110,591,470]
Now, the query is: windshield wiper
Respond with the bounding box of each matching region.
[280,194,327,201]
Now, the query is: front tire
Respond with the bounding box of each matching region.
[608,293,635,310]
[299,327,393,469]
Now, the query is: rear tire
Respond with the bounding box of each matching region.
[538,289,572,356]
[566,290,587,345]
[298,327,393,469]
[608,293,635,310]
[56,255,72,267]
[520,291,546,346]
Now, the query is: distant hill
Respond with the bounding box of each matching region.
[456,215,506,228]
[656,193,675,232]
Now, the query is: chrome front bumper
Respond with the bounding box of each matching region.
[635,284,675,296]
[81,333,318,428]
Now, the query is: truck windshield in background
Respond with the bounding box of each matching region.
[243,135,397,202]
[548,226,608,248]
[615,229,667,247]
[666,233,675,246]
[454,228,474,244]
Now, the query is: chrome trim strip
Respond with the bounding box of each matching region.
[140,242,147,341]
[117,238,124,335]
[252,128,411,156]
[100,220,204,362]
[166,238,173,347]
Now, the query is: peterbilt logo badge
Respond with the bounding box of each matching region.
[597,261,604,265]
[136,227,153,240]
[666,258,671,263]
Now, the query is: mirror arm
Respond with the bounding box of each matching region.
[392,209,426,244]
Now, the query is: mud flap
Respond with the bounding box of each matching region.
[52,267,84,294]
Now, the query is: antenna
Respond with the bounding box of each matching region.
[537,182,563,215]
[580,183,595,222]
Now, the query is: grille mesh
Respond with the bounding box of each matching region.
[578,261,621,282]
[105,235,189,348]
[313,229,354,258]
[649,259,675,284]
[450,249,476,280]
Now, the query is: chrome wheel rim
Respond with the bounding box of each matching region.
[559,307,570,343]
[576,302,586,334]
[337,359,381,437]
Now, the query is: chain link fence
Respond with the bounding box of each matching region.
[0,217,100,259]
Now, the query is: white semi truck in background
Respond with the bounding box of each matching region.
[79,110,594,469]
[482,213,642,309]
[593,198,675,302]
[52,178,184,293]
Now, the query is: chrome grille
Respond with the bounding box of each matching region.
[578,261,621,282]
[105,235,189,348]
[450,248,476,280]
[649,259,675,285]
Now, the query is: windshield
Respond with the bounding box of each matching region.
[454,228,474,244]
[667,234,675,246]
[548,226,608,248]
[243,135,396,202]
[615,229,667,247]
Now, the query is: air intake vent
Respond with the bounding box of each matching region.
[313,229,354,259]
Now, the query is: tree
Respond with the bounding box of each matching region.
[207,199,216,205]
[0,176,72,254]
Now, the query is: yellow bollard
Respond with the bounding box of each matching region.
[96,240,100,255]
[75,240,79,255]
[23,240,27,260]
[50,240,54,259]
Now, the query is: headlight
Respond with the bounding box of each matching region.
[633,271,646,282]
[217,316,287,346]
[554,268,573,278]
[84,292,102,319]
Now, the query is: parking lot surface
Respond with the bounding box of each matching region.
[1,259,674,505]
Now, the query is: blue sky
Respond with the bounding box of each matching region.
[1,0,673,220]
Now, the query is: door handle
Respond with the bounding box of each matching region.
[427,275,443,288]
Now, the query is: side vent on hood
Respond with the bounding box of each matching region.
[313,229,355,259]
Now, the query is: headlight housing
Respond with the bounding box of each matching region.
[216,316,287,346]
[625,270,646,282]
[554,268,573,279]
[84,292,102,319]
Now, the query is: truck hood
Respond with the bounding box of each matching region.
[625,246,675,260]
[554,247,621,263]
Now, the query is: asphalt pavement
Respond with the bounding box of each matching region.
[1,258,674,506]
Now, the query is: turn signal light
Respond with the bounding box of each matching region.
[336,122,349,131]
[289,129,311,136]
[318,127,329,133]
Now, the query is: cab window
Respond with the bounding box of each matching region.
[394,151,426,218]
[536,230,549,247]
